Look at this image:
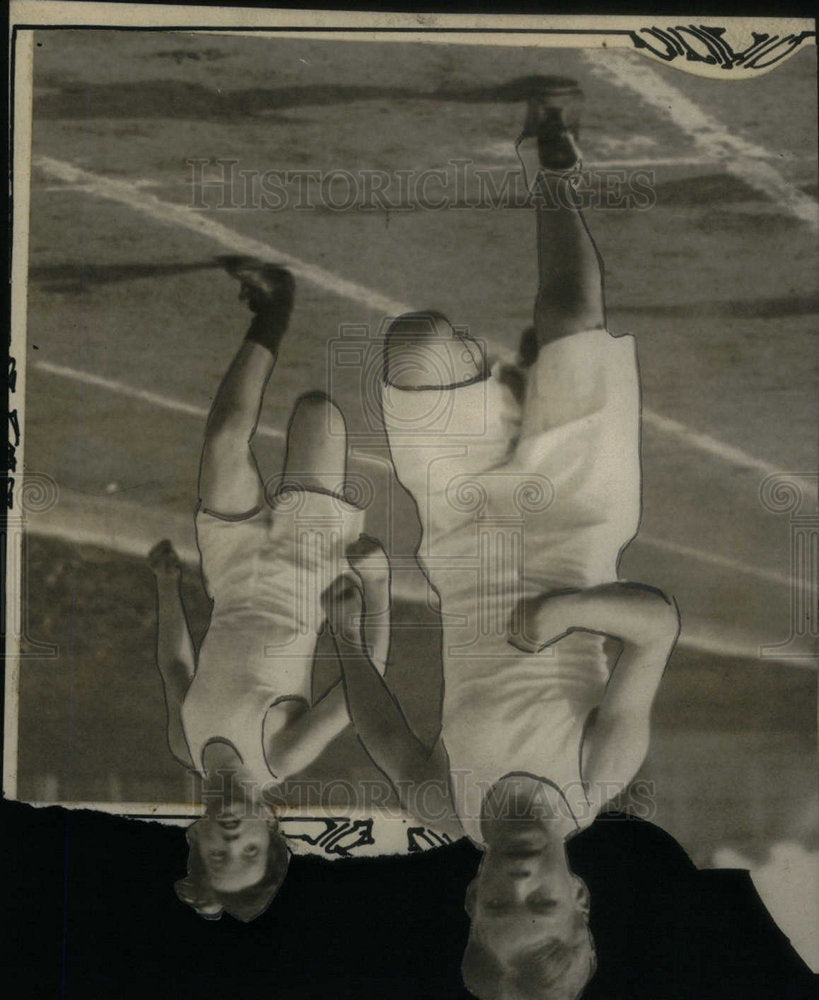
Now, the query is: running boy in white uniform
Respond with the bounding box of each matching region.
[148,258,367,921]
[326,78,681,998]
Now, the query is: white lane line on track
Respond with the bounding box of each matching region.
[477,144,717,169]
[477,141,815,170]
[32,155,782,477]
[667,625,816,670]
[33,155,409,318]
[24,521,815,669]
[33,359,285,441]
[23,357,786,592]
[31,359,393,468]
[30,518,201,566]
[641,410,778,477]
[581,51,819,231]
[635,536,792,590]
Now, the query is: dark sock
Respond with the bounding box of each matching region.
[245,310,290,353]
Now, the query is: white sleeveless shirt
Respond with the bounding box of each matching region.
[182,490,365,789]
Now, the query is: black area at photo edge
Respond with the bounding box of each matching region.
[4,0,15,805]
[5,801,819,998]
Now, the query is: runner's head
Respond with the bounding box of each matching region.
[461,779,596,997]
[386,309,456,340]
[462,854,595,999]
[385,310,486,390]
[175,814,290,922]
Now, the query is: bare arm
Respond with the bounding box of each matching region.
[264,680,350,783]
[150,540,196,769]
[264,536,393,782]
[580,586,679,812]
[509,582,680,810]
[331,628,458,828]
[325,556,458,829]
[345,533,392,675]
[350,534,445,750]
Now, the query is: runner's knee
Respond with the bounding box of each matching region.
[281,391,347,491]
[204,402,252,443]
[201,421,253,471]
[198,437,261,513]
[288,390,345,441]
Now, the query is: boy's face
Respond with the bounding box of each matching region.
[191,817,272,893]
[468,832,587,960]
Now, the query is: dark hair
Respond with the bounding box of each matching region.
[386,310,454,336]
[174,823,290,923]
[462,894,596,1000]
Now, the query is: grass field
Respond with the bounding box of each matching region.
[12,29,818,867]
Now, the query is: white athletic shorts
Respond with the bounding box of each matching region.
[382,327,641,594]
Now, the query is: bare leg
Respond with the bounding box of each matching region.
[198,340,274,516]
[199,259,295,515]
[323,576,432,780]
[149,540,195,766]
[532,173,605,350]
[263,393,357,779]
